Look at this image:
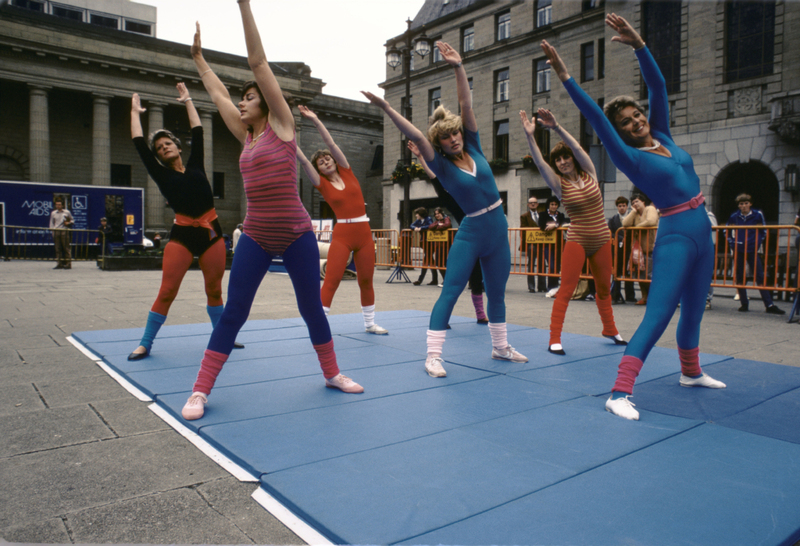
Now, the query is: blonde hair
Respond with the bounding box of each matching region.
[427,105,463,154]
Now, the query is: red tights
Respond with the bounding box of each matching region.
[549,240,618,346]
[151,239,225,316]
[321,222,375,308]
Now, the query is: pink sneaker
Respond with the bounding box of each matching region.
[325,374,364,394]
[182,392,207,420]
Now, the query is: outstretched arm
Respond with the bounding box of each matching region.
[519,110,561,198]
[542,109,597,180]
[191,22,247,143]
[362,91,435,163]
[130,93,146,139]
[238,0,294,141]
[296,147,321,188]
[407,140,436,180]
[176,83,201,129]
[436,41,476,132]
[298,105,349,169]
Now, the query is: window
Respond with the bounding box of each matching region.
[12,0,43,11]
[125,20,152,35]
[535,58,550,94]
[213,172,225,199]
[429,88,442,116]
[495,68,509,103]
[462,25,475,53]
[536,0,552,28]
[110,164,131,188]
[598,39,605,80]
[432,37,443,63]
[468,78,474,103]
[494,120,509,162]
[582,0,604,10]
[581,42,594,82]
[534,123,550,162]
[643,1,681,94]
[726,0,775,83]
[53,5,83,21]
[497,11,511,41]
[90,13,118,29]
[580,98,603,150]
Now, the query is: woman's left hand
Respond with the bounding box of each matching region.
[436,41,462,67]
[361,91,389,111]
[176,82,191,103]
[298,104,318,121]
[537,109,558,130]
[191,22,203,58]
[606,13,645,49]
[541,40,570,82]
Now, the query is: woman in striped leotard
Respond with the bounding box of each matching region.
[180,9,363,421]
[520,109,625,355]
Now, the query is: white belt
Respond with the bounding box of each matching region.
[338,214,369,224]
[465,199,503,218]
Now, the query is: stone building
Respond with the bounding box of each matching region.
[379,0,800,231]
[0,1,384,238]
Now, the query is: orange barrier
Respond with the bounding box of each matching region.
[509,227,594,283]
[312,228,401,270]
[398,228,455,273]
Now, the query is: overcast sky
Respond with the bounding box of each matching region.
[143,0,426,102]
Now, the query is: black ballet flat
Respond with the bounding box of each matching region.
[233,342,245,349]
[127,349,149,361]
[548,345,566,355]
[476,318,489,324]
[604,335,628,346]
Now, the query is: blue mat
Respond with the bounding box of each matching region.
[71,311,800,545]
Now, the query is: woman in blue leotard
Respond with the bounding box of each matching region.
[542,13,726,421]
[363,41,527,378]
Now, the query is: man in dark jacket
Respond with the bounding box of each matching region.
[608,196,635,303]
[539,196,568,294]
[520,197,546,292]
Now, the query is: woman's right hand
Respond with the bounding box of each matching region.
[131,93,146,115]
[436,41,462,67]
[176,82,191,103]
[361,91,389,111]
[606,13,645,49]
[298,104,318,121]
[407,140,421,158]
[537,109,558,130]
[191,22,203,58]
[519,110,536,137]
[541,40,570,82]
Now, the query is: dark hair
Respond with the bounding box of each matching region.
[546,196,560,207]
[54,196,63,204]
[615,196,629,206]
[241,81,269,132]
[631,192,651,206]
[434,207,446,217]
[603,95,646,132]
[414,207,428,218]
[310,150,335,174]
[735,193,752,204]
[148,130,182,154]
[548,141,584,177]
[100,217,107,222]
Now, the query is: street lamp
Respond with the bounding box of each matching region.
[386,20,430,229]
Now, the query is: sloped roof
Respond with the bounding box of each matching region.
[410,0,481,30]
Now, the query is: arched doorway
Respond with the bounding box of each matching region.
[713,161,780,223]
[0,146,29,181]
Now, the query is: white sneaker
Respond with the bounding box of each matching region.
[492,345,528,363]
[705,301,712,310]
[365,324,388,335]
[605,395,639,420]
[679,373,726,389]
[182,392,208,421]
[425,356,447,377]
[546,287,559,298]
[734,293,740,301]
[437,283,443,288]
[325,374,364,393]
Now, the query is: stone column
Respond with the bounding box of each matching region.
[200,110,214,178]
[92,94,112,186]
[146,103,167,229]
[28,85,51,183]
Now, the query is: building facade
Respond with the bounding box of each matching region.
[0,1,384,239]
[379,0,800,232]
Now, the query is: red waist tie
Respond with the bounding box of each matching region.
[174,209,218,230]
[659,192,704,217]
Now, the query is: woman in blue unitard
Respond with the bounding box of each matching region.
[363,41,527,379]
[542,13,726,421]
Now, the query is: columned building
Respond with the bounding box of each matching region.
[0,2,384,238]
[379,0,799,233]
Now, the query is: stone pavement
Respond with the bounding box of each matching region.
[1,260,796,544]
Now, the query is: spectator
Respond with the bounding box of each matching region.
[726,193,784,314]
[622,192,658,305]
[520,196,546,293]
[538,195,568,297]
[232,223,242,252]
[96,217,113,257]
[411,207,434,285]
[49,196,73,269]
[608,196,635,304]
[428,207,452,287]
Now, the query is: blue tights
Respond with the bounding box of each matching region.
[206,231,331,355]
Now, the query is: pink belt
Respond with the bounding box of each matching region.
[659,192,704,217]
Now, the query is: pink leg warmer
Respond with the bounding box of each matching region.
[488,322,507,350]
[427,329,447,357]
[193,349,229,396]
[612,355,644,395]
[472,294,487,321]
[678,347,702,377]
[314,339,340,379]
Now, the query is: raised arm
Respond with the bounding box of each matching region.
[191,22,247,144]
[519,110,561,198]
[362,91,435,162]
[130,93,146,139]
[436,41,476,132]
[296,147,321,188]
[407,140,436,180]
[238,0,294,141]
[176,83,201,129]
[298,105,349,169]
[543,109,597,180]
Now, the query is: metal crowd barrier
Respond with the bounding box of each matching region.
[398,228,456,272]
[1,224,106,262]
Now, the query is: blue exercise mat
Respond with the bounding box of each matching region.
[71,311,800,545]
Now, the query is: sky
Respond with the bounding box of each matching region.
[144,0,427,102]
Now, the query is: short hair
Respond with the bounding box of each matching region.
[427,105,463,154]
[603,95,646,132]
[434,207,445,216]
[414,206,428,218]
[631,192,651,206]
[54,196,63,204]
[310,150,335,174]
[241,81,269,118]
[546,195,560,207]
[148,129,181,154]
[237,224,243,230]
[736,193,752,204]
[548,141,584,177]
[100,217,107,222]
[615,196,629,206]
